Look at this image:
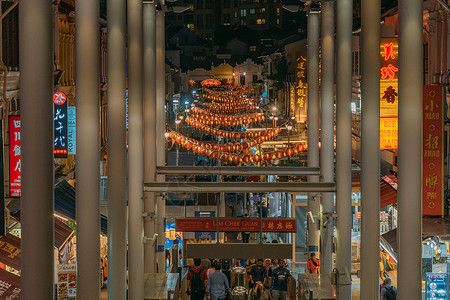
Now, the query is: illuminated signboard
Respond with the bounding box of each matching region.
[9,116,20,197]
[67,107,76,155]
[295,53,307,123]
[423,85,444,216]
[289,85,295,118]
[53,92,68,158]
[380,38,398,149]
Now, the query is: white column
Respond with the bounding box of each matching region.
[107,0,127,297]
[143,1,157,274]
[360,0,380,298]
[74,0,101,298]
[336,0,353,298]
[320,0,335,277]
[19,1,54,299]
[128,0,144,297]
[307,4,321,258]
[155,7,166,272]
[398,0,423,298]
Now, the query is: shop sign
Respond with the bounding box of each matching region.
[423,85,444,216]
[57,263,76,300]
[176,218,296,233]
[67,107,76,155]
[426,273,448,300]
[380,38,398,149]
[9,116,20,197]
[355,212,361,220]
[54,92,68,158]
[295,53,307,123]
[0,268,20,299]
[289,85,295,119]
[194,211,215,239]
[0,234,21,271]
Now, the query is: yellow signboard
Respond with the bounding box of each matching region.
[380,117,398,149]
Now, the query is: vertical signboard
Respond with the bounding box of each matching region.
[57,263,76,300]
[53,92,68,158]
[289,85,295,118]
[0,123,4,236]
[9,116,20,197]
[425,273,448,300]
[295,53,307,123]
[67,107,76,155]
[423,85,444,216]
[380,38,398,149]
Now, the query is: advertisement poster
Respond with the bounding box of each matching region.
[8,116,20,197]
[423,85,444,216]
[57,263,76,300]
[426,273,448,300]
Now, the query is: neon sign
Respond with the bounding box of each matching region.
[54,92,68,158]
[9,116,20,197]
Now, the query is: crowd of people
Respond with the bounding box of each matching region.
[186,258,294,300]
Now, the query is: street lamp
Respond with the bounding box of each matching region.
[274,116,278,128]
[286,124,293,146]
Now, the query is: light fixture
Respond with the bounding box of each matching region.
[175,120,181,125]
[179,115,184,120]
[164,132,170,138]
[287,125,292,131]
[272,106,277,111]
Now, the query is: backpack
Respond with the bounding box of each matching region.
[190,267,203,294]
[384,286,396,300]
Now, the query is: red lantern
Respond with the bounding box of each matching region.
[227,144,233,152]
[210,151,219,159]
[285,148,294,157]
[275,151,284,159]
[185,141,193,149]
[242,155,251,163]
[235,144,242,152]
[176,136,182,144]
[220,153,229,161]
[202,149,209,157]
[257,137,264,144]
[253,154,262,163]
[168,132,173,139]
[263,153,271,161]
[250,140,256,147]
[232,154,239,163]
[213,144,220,151]
[220,145,227,152]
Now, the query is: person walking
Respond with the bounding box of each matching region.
[271,259,292,300]
[206,261,230,300]
[168,239,182,281]
[249,259,268,289]
[380,277,397,300]
[187,258,208,300]
[250,282,273,300]
[306,253,320,274]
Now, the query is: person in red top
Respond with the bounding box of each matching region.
[187,258,208,300]
[306,253,320,274]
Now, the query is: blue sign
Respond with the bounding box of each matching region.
[308,245,319,252]
[194,211,216,239]
[53,92,68,158]
[68,107,76,155]
[426,273,448,300]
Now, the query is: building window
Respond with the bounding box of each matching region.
[240,19,246,25]
[197,15,203,29]
[241,9,247,17]
[187,24,195,30]
[206,14,213,28]
[253,75,258,82]
[196,0,203,9]
[276,18,280,24]
[205,0,212,9]
[257,18,266,24]
[250,8,256,14]
[224,13,231,24]
[234,12,238,18]
[260,7,266,13]
[240,75,246,85]
[277,8,280,15]
[250,46,256,52]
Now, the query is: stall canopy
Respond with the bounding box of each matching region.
[380,175,397,208]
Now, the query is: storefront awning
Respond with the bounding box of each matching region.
[380,175,397,208]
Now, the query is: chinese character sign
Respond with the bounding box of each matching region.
[9,116,20,197]
[380,38,398,150]
[295,53,307,123]
[423,85,444,216]
[53,92,68,158]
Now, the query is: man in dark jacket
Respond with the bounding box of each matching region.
[187,258,208,300]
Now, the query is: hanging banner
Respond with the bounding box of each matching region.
[295,53,307,123]
[0,234,21,270]
[67,107,76,155]
[423,85,444,216]
[53,92,68,158]
[176,218,296,232]
[380,38,398,149]
[9,116,20,197]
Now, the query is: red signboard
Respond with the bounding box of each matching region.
[0,234,21,271]
[423,85,444,216]
[176,218,296,232]
[9,116,20,197]
[53,91,67,105]
[0,268,20,299]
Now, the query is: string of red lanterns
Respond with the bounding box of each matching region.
[168,130,307,162]
[185,117,281,140]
